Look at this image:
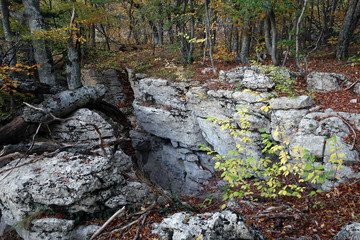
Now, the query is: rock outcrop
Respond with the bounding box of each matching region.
[152,210,265,240]
[129,67,360,194]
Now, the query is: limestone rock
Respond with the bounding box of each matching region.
[71,225,101,240]
[131,131,212,194]
[135,78,187,110]
[334,222,360,240]
[81,69,125,106]
[152,210,264,240]
[51,108,115,143]
[271,110,308,141]
[315,117,350,138]
[243,69,275,91]
[0,150,153,229]
[289,134,326,158]
[270,96,315,110]
[134,102,204,147]
[307,71,346,92]
[323,136,358,165]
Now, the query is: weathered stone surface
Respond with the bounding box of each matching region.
[71,225,101,240]
[271,110,308,141]
[131,131,212,194]
[306,71,345,92]
[51,108,115,143]
[81,69,125,106]
[334,222,360,240]
[243,69,275,91]
[152,210,264,240]
[270,96,315,110]
[68,225,100,240]
[0,150,154,228]
[135,78,187,110]
[315,117,350,138]
[31,218,75,233]
[324,136,358,165]
[289,134,326,158]
[134,102,204,147]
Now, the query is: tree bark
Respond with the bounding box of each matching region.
[66,8,82,90]
[264,9,279,65]
[0,86,105,145]
[336,0,360,59]
[0,0,17,67]
[23,0,56,86]
[240,14,251,64]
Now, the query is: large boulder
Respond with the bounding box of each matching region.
[270,96,315,110]
[152,210,265,240]
[0,150,154,239]
[50,108,115,143]
[306,71,346,92]
[334,222,360,240]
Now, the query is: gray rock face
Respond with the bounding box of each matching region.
[129,68,360,196]
[81,69,125,106]
[243,69,275,91]
[307,71,346,92]
[271,109,308,141]
[51,108,115,143]
[152,210,264,240]
[71,225,101,240]
[131,131,212,195]
[270,96,315,110]
[334,222,360,240]
[134,102,204,147]
[0,150,154,239]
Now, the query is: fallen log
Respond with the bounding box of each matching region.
[0,86,106,145]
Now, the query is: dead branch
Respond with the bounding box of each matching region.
[345,78,360,91]
[99,199,158,239]
[90,206,125,240]
[0,152,21,167]
[23,102,107,157]
[251,212,297,220]
[336,113,357,150]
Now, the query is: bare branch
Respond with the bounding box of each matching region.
[90,206,126,240]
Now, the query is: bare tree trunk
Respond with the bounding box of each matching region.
[240,14,251,64]
[0,86,105,145]
[296,0,308,72]
[23,0,56,86]
[336,0,360,59]
[264,9,279,65]
[0,0,17,67]
[205,0,216,72]
[66,8,82,90]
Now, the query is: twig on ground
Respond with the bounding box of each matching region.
[345,78,360,91]
[0,122,42,181]
[90,206,125,240]
[0,152,21,163]
[101,199,158,238]
[336,113,357,150]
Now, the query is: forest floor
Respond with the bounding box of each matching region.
[2,45,360,239]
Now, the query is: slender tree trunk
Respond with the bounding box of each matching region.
[90,24,96,48]
[240,14,251,64]
[23,0,56,86]
[264,9,279,65]
[205,0,216,72]
[66,9,82,90]
[296,0,308,72]
[0,0,17,67]
[336,0,360,59]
